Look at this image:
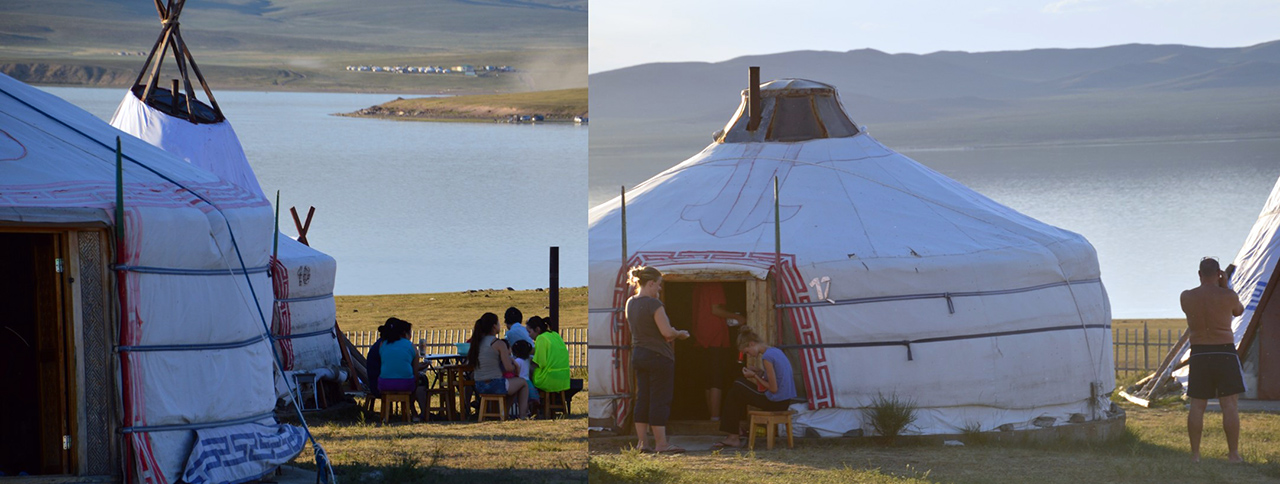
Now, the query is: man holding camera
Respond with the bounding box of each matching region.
[1180,257,1246,463]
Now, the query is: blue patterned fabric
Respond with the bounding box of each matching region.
[182,422,306,484]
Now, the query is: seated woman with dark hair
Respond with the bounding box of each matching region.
[378,317,428,419]
[365,319,393,397]
[527,317,570,395]
[468,312,530,418]
[713,326,797,449]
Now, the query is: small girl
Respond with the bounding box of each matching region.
[511,340,541,408]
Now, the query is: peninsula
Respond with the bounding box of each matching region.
[343,88,587,123]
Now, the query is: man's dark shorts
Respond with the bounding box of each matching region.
[700,346,735,389]
[1188,344,1247,399]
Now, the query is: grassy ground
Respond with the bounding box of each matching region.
[589,405,1280,483]
[335,287,587,333]
[286,389,588,483]
[345,88,587,122]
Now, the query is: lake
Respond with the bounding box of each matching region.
[591,135,1280,319]
[46,87,587,296]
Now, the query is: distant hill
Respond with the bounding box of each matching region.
[589,41,1280,206]
[0,0,587,93]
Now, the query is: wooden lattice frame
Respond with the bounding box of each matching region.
[131,0,223,123]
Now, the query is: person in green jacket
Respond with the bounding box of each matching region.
[528,317,570,393]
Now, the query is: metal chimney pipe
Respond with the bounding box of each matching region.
[747,66,762,131]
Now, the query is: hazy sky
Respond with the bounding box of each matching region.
[590,0,1280,73]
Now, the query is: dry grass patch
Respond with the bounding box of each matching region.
[589,405,1280,483]
[336,287,586,333]
[288,390,588,483]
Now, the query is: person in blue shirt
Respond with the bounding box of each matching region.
[378,317,427,419]
[503,307,535,349]
[713,325,797,449]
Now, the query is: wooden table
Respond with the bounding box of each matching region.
[421,354,464,386]
[436,363,474,421]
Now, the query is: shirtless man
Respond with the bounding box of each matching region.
[1180,257,1245,463]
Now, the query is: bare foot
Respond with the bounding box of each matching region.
[1228,453,1244,463]
[1190,453,1200,463]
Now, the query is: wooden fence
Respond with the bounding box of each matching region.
[1114,323,1185,378]
[345,327,587,371]
[344,325,1177,378]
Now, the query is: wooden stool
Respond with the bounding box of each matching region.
[541,390,569,418]
[424,388,450,419]
[362,393,377,412]
[380,391,413,423]
[747,410,796,450]
[478,394,509,422]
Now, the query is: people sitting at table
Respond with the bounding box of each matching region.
[378,317,428,420]
[528,317,570,398]
[365,319,394,397]
[511,340,541,408]
[468,312,530,419]
[714,326,797,449]
[503,306,536,349]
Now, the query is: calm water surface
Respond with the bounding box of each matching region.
[47,87,587,296]
[907,139,1280,319]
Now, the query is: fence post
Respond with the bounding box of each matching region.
[1143,322,1149,373]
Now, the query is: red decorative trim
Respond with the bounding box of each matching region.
[610,250,835,427]
[0,180,268,212]
[271,256,294,370]
[116,209,167,483]
[0,129,27,161]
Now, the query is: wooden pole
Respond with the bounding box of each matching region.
[131,27,169,89]
[115,137,125,246]
[140,26,173,103]
[168,26,198,122]
[290,206,315,246]
[550,246,560,333]
[774,176,783,344]
[620,186,628,269]
[177,36,222,119]
[170,79,180,113]
[272,191,281,261]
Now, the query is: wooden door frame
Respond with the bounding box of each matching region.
[1,225,110,477]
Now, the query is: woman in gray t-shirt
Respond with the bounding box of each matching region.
[624,266,690,453]
[467,312,530,418]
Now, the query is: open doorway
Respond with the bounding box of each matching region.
[662,280,747,421]
[0,231,73,476]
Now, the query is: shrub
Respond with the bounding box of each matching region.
[863,393,918,443]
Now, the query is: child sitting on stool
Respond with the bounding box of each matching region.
[511,340,541,415]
